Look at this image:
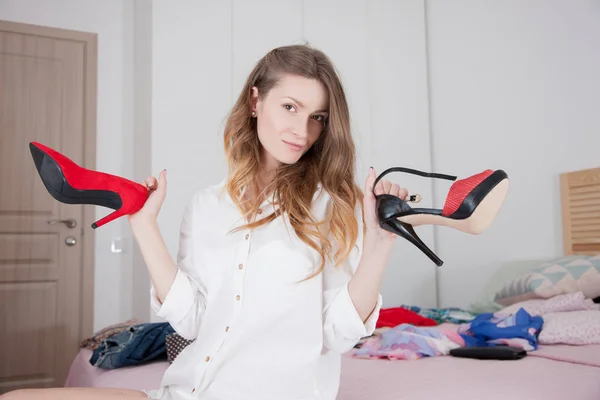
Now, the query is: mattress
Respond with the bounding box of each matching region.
[339,345,600,400]
[64,348,165,391]
[66,345,600,399]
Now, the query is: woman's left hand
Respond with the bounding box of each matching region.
[362,167,409,242]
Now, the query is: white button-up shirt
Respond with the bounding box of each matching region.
[149,180,382,400]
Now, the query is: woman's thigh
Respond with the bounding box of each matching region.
[0,387,148,400]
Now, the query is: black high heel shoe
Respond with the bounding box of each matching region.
[374,167,509,266]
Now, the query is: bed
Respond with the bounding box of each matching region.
[64,167,600,399]
[65,343,600,399]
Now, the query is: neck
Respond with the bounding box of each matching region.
[256,167,276,195]
[257,150,280,193]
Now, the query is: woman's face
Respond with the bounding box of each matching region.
[252,74,329,170]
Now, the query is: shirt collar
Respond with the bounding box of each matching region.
[218,178,323,208]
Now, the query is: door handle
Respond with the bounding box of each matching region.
[48,218,77,228]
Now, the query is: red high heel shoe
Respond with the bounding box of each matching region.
[375,167,509,266]
[29,142,149,229]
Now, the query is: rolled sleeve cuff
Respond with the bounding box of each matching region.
[330,282,382,339]
[150,268,196,323]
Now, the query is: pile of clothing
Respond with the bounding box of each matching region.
[375,305,477,327]
[81,320,191,369]
[353,306,543,360]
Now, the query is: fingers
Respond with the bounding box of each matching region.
[374,179,392,196]
[366,168,410,201]
[374,180,384,196]
[157,169,167,194]
[142,170,167,194]
[374,178,409,200]
[145,176,157,190]
[383,180,392,194]
[399,188,409,200]
[364,167,376,199]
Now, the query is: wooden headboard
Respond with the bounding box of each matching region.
[561,167,600,255]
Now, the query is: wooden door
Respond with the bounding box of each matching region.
[0,21,97,393]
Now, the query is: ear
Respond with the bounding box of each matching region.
[251,86,259,111]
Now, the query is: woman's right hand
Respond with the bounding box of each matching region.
[128,169,168,226]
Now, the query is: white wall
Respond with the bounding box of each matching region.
[4,0,598,330]
[131,0,153,326]
[151,0,439,318]
[0,0,139,331]
[426,0,600,308]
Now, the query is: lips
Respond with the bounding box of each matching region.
[283,140,304,152]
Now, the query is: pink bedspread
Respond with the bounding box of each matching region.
[66,346,600,399]
[64,348,165,391]
[340,345,600,400]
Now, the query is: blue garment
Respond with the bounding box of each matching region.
[90,322,175,369]
[458,308,544,350]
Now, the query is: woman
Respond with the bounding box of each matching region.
[3,44,405,400]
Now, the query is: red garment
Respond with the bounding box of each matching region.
[376,307,438,328]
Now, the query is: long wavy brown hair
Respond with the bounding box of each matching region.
[223,44,363,277]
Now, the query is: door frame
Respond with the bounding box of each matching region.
[0,20,97,341]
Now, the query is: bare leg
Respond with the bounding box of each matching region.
[0,387,148,400]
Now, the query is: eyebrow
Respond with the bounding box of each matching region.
[284,97,329,113]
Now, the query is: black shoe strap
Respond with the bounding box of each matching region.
[373,167,457,196]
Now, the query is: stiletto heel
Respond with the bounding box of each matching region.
[29,142,149,229]
[92,208,128,229]
[384,218,443,266]
[375,166,509,266]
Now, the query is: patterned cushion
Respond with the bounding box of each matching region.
[493,255,600,306]
[538,310,600,345]
[469,259,550,314]
[498,291,599,316]
[166,333,195,363]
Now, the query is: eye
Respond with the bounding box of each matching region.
[283,104,297,112]
[312,115,327,123]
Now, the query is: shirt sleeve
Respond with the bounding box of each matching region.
[322,199,383,354]
[149,191,208,340]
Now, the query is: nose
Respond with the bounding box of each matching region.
[292,117,310,139]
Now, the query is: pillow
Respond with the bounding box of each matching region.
[166,333,194,363]
[538,310,600,345]
[469,259,550,315]
[499,291,600,317]
[493,255,600,306]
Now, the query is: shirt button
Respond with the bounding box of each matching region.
[238,263,244,270]
[225,326,230,332]
[257,208,263,214]
[235,294,241,301]
[205,356,211,362]
[245,233,249,240]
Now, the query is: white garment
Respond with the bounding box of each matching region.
[145,180,382,400]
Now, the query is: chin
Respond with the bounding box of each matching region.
[273,146,305,165]
[276,155,302,165]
